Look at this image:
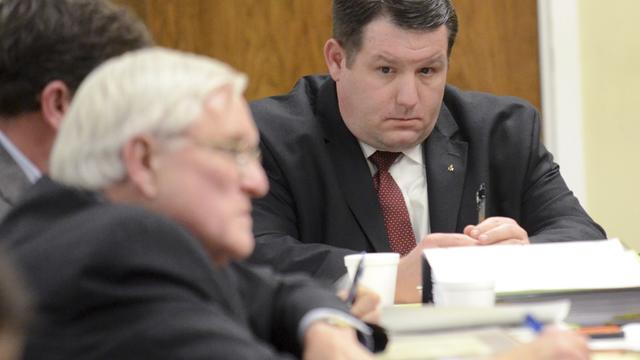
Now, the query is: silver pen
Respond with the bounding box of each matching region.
[346,251,366,305]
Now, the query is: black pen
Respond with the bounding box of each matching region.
[476,183,486,224]
[346,252,366,305]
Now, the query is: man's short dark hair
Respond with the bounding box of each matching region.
[0,0,152,117]
[332,0,458,64]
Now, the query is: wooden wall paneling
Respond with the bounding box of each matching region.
[115,0,332,100]
[115,0,540,108]
[449,0,541,109]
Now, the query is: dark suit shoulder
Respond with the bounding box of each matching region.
[0,180,216,307]
[444,84,536,113]
[441,85,540,141]
[50,202,214,292]
[250,75,331,137]
[4,183,200,260]
[86,204,211,271]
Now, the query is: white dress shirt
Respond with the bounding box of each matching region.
[360,142,430,243]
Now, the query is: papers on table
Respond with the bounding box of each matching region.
[379,301,570,359]
[501,287,640,326]
[375,327,517,360]
[423,238,640,295]
[381,300,569,334]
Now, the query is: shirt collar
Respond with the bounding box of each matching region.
[359,141,423,165]
[0,130,42,183]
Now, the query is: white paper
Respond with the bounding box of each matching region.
[381,300,570,333]
[423,238,640,294]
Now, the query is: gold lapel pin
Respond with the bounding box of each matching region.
[447,164,455,172]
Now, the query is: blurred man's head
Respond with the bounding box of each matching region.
[326,0,457,152]
[50,48,268,264]
[0,0,152,170]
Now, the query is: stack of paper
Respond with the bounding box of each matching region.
[423,238,640,295]
[422,239,640,326]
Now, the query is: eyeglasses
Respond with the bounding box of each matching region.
[189,139,262,168]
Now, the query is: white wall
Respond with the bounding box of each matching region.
[580,0,640,251]
[539,0,640,251]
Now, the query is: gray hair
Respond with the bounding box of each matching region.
[50,47,247,190]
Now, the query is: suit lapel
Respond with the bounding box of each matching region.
[317,80,391,252]
[0,145,31,207]
[315,80,469,244]
[424,105,468,233]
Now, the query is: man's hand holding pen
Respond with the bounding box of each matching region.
[338,286,381,324]
[350,288,380,324]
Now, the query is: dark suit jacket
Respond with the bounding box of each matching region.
[0,178,352,359]
[0,144,30,221]
[249,75,606,282]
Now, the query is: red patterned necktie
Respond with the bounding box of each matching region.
[369,151,416,256]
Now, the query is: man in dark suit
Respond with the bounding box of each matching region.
[0,48,377,359]
[249,0,606,303]
[0,0,152,220]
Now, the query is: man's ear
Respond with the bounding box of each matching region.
[40,80,72,131]
[324,38,347,81]
[121,135,160,199]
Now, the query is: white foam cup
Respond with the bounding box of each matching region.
[344,252,400,307]
[433,279,496,307]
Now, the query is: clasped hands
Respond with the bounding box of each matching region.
[396,216,529,303]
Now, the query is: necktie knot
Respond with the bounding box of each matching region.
[369,151,401,172]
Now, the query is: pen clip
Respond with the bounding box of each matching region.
[476,183,486,223]
[346,251,366,305]
[475,183,486,207]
